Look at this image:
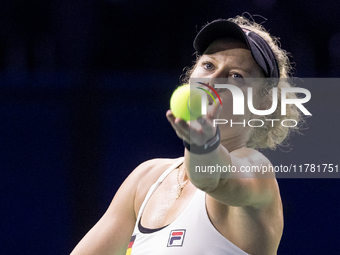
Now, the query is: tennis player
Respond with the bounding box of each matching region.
[71,16,301,255]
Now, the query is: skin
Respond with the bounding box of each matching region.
[71,39,283,255]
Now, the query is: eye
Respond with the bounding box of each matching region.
[229,72,246,86]
[230,72,244,79]
[202,61,215,70]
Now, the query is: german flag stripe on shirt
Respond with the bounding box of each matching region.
[126,235,136,255]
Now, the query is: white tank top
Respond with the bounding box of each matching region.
[126,158,249,255]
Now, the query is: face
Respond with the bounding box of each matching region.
[190,38,266,143]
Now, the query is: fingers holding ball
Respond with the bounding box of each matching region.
[170,84,208,122]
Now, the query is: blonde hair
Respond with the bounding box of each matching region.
[183,15,303,150]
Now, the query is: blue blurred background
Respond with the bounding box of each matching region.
[0,0,339,254]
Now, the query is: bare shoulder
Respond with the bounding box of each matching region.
[207,146,281,208]
[230,147,277,180]
[231,147,272,168]
[128,157,183,217]
[207,148,283,254]
[230,148,283,233]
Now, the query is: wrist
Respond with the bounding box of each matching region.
[183,126,221,154]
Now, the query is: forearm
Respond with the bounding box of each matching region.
[184,144,232,192]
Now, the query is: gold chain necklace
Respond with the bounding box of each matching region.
[176,165,189,199]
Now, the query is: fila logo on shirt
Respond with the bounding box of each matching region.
[167,229,186,247]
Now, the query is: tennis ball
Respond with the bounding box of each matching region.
[170,84,207,121]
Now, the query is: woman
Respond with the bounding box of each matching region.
[71,16,301,255]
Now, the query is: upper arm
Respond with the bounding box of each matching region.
[70,158,174,255]
[70,161,152,255]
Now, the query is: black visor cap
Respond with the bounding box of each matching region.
[193,19,280,79]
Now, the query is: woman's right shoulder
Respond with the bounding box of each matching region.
[130,157,182,188]
[126,157,183,215]
[133,157,181,177]
[70,158,182,255]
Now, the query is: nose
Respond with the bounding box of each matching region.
[209,69,227,79]
[208,70,228,93]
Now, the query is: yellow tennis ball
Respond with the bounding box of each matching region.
[170,84,207,121]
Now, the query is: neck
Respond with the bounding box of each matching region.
[179,163,189,182]
[220,132,248,152]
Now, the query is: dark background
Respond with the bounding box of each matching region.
[0,0,339,254]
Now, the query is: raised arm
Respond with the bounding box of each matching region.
[167,101,278,209]
[185,145,277,208]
